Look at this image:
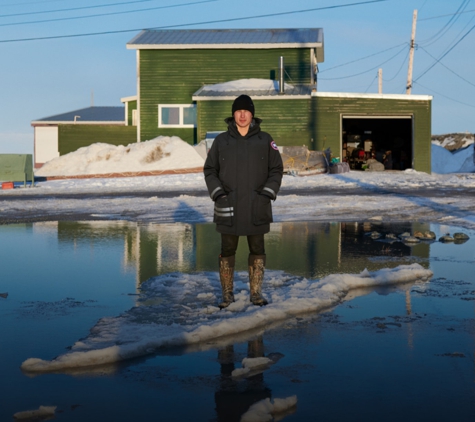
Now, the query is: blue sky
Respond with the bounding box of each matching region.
[1,0,474,154]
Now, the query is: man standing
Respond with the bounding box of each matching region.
[204,94,284,309]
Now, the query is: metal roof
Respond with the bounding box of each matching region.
[32,107,125,124]
[127,29,324,60]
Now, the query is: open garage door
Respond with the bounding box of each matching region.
[342,116,413,171]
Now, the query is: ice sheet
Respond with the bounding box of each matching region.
[21,264,432,373]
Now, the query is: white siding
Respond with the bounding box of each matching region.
[35,126,59,165]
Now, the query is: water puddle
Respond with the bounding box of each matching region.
[1,221,474,421]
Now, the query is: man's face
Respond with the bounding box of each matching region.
[233,110,253,131]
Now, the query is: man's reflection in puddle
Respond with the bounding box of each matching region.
[215,336,272,422]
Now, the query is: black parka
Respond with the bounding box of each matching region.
[203,117,284,236]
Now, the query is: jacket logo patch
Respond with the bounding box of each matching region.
[270,141,278,150]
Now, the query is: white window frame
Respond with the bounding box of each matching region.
[158,104,196,128]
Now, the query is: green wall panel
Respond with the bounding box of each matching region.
[58,125,137,156]
[312,96,432,173]
[139,48,313,144]
[197,99,313,147]
[197,96,431,172]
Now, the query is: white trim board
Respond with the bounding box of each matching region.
[342,115,413,119]
[192,95,311,101]
[312,92,432,101]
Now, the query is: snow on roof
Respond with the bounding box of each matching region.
[193,78,313,100]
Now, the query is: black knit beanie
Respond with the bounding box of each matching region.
[232,94,255,116]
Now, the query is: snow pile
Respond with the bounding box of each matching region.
[431,143,475,174]
[35,136,204,177]
[32,132,475,179]
[21,264,432,373]
[241,395,297,422]
[432,133,474,151]
[201,78,294,92]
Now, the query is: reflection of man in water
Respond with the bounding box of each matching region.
[214,336,272,422]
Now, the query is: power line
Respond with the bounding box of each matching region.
[434,10,475,59]
[0,0,155,18]
[2,0,66,6]
[319,44,407,80]
[419,8,475,21]
[419,45,475,89]
[364,73,378,93]
[418,0,429,13]
[0,0,390,43]
[414,21,475,82]
[319,43,406,73]
[414,81,475,108]
[0,0,216,27]
[418,0,470,46]
[383,47,409,82]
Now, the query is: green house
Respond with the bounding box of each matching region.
[126,28,324,143]
[127,28,433,172]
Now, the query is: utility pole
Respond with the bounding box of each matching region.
[406,9,418,94]
[378,68,383,94]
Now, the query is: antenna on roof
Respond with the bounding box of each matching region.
[279,56,285,95]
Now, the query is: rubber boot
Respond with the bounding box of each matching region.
[248,254,268,306]
[219,255,235,309]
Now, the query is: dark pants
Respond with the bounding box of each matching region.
[220,234,265,257]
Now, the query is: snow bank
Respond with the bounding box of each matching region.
[32,132,474,180]
[35,136,204,177]
[432,133,474,151]
[21,264,432,373]
[201,78,294,92]
[431,143,475,174]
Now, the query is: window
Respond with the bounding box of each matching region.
[158,104,196,128]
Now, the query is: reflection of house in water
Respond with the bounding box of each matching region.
[340,221,431,267]
[53,220,431,286]
[55,221,197,286]
[195,221,430,278]
[124,223,196,285]
[264,221,430,278]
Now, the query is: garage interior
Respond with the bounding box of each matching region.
[342,116,413,171]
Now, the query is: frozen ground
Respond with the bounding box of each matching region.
[1,136,475,230]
